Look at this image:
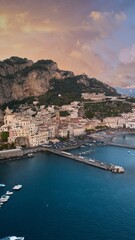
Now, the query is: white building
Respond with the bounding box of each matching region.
[72,125,85,136]
[29,130,49,146]
[59,127,68,138]
[126,120,135,129]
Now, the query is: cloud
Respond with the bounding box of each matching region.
[89,11,104,21]
[119,43,135,64]
[87,10,127,38]
[0,1,131,88]
[0,14,8,30]
[102,61,135,87]
[70,50,82,59]
[114,12,127,21]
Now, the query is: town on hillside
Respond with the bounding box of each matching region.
[0,93,135,149]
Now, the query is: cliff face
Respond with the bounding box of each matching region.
[0,57,74,105]
[0,56,117,105]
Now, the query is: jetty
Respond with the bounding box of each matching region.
[0,146,124,173]
[45,148,124,173]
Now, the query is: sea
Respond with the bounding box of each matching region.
[1,133,135,240]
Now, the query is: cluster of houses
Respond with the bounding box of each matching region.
[0,97,135,147]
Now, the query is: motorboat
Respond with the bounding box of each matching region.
[0,237,24,240]
[0,184,5,187]
[12,185,22,190]
[6,191,13,195]
[0,195,10,202]
[27,153,34,157]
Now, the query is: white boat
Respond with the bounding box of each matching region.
[6,191,13,195]
[12,185,22,190]
[0,237,24,240]
[0,195,10,202]
[27,153,34,157]
[0,184,5,187]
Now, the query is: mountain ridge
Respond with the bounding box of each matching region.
[0,56,118,106]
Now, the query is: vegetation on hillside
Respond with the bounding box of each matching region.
[0,96,35,111]
[126,97,135,103]
[60,111,70,117]
[18,60,55,77]
[1,131,9,142]
[84,100,132,119]
[0,142,15,151]
[37,76,118,106]
[3,57,28,65]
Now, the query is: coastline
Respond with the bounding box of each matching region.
[0,130,135,163]
[90,129,135,149]
[0,144,81,163]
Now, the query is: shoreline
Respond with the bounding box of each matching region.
[90,129,135,149]
[0,144,81,163]
[0,130,135,163]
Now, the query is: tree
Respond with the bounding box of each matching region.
[1,131,9,142]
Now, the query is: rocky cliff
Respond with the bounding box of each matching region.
[0,56,118,106]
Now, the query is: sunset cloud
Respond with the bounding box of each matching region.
[119,44,135,64]
[0,14,8,30]
[0,0,134,87]
[87,10,127,38]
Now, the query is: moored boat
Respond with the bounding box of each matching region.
[12,185,22,190]
[27,153,34,157]
[0,195,10,202]
[112,166,125,173]
[0,236,24,240]
[0,184,5,187]
[6,191,13,195]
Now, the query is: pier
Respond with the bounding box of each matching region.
[0,146,125,173]
[45,148,124,173]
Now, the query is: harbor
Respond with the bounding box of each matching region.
[0,144,134,240]
[0,137,125,173]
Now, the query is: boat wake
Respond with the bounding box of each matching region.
[128,151,135,155]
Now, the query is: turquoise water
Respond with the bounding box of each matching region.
[112,133,135,146]
[0,143,135,239]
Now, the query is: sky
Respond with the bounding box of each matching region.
[0,0,135,87]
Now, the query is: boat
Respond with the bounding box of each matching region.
[12,185,22,190]
[0,184,5,187]
[0,236,24,240]
[0,195,10,202]
[112,166,125,173]
[27,153,34,158]
[6,191,13,195]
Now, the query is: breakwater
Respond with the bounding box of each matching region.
[0,149,23,161]
[45,148,124,173]
[0,145,80,162]
[0,145,125,173]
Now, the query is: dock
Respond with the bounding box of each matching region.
[0,146,125,173]
[45,148,124,173]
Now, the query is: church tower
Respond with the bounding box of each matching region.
[55,111,61,126]
[4,107,14,125]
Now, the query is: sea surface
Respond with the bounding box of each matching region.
[1,134,135,240]
[112,133,135,146]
